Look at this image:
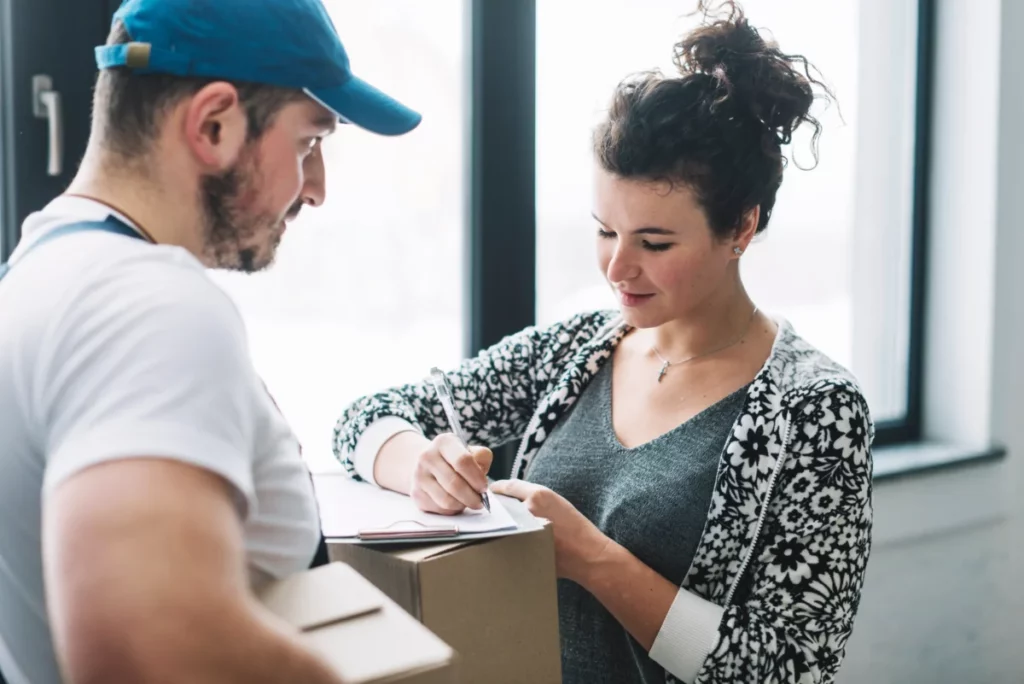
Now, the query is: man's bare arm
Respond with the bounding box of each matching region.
[43,458,343,684]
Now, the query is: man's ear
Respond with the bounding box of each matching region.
[181,82,249,172]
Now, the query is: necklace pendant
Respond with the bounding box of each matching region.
[657,360,669,383]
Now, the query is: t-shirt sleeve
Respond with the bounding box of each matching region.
[39,257,257,517]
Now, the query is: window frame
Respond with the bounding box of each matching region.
[1,0,18,261]
[880,0,935,446]
[464,0,537,357]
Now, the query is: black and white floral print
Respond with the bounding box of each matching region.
[334,310,874,684]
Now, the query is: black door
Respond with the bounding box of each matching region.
[1,0,115,260]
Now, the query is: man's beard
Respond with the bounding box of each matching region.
[199,148,291,273]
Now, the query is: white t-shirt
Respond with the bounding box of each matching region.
[0,197,322,684]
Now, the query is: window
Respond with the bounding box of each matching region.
[210,0,466,473]
[2,1,929,461]
[536,0,926,435]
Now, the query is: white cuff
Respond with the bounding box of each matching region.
[351,417,421,485]
[649,588,725,683]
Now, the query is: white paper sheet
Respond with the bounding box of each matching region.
[312,473,519,539]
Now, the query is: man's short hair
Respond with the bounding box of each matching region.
[93,21,307,158]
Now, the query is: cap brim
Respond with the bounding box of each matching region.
[307,76,421,136]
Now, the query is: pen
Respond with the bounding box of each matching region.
[429,367,491,513]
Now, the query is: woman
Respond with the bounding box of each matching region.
[334,3,873,683]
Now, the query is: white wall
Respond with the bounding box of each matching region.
[838,1,1024,681]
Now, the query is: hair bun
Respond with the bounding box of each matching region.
[673,1,831,150]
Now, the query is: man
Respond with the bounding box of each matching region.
[0,0,420,682]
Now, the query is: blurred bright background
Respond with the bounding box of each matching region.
[210,0,919,473]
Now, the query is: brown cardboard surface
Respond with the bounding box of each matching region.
[258,562,382,630]
[257,562,458,684]
[329,524,562,684]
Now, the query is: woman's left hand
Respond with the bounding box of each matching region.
[490,479,613,585]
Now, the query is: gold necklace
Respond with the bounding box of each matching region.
[650,306,759,383]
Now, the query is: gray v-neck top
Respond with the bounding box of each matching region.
[524,360,748,684]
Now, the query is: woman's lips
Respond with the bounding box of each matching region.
[618,291,655,307]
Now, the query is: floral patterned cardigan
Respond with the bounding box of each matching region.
[334,310,874,684]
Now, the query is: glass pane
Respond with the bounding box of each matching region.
[211,0,466,473]
[536,0,918,423]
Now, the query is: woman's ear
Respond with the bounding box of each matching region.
[732,205,760,256]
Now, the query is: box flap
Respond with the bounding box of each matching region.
[390,540,474,562]
[257,563,383,631]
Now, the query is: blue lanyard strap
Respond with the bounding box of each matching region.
[0,216,144,282]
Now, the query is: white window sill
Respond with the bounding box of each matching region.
[873,441,1005,482]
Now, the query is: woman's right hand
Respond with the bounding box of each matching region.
[376,431,493,515]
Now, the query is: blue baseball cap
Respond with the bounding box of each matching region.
[95,0,421,136]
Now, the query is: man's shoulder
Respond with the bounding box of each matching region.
[8,236,250,368]
[69,241,242,329]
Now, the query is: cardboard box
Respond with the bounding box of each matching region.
[328,506,561,684]
[257,561,459,683]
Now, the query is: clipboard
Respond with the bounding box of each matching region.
[313,474,521,544]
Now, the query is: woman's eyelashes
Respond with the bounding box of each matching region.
[641,240,673,252]
[597,228,673,252]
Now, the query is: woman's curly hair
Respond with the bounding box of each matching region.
[593,0,835,237]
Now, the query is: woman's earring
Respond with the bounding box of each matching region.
[733,246,744,256]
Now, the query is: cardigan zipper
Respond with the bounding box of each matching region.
[510,407,542,479]
[723,411,794,608]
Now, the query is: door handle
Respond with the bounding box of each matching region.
[32,74,63,177]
